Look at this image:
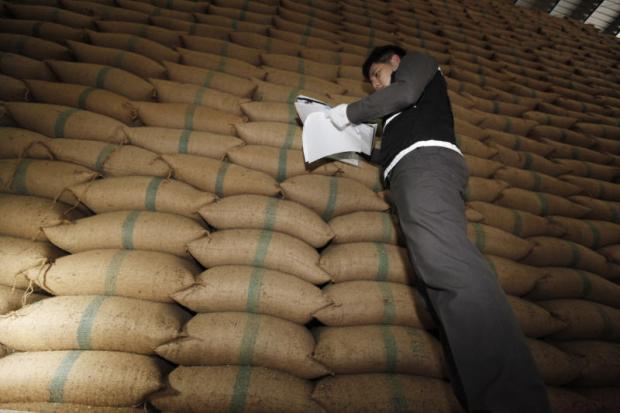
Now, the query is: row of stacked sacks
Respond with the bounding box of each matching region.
[0,0,619,411]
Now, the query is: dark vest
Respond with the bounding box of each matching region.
[370,70,456,169]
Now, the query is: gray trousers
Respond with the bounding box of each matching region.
[389,147,551,413]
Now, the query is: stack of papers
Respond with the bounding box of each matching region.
[294,95,377,166]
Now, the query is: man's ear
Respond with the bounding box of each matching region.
[389,54,401,70]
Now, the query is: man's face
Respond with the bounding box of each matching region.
[368,54,400,91]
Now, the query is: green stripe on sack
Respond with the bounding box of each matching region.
[282,122,296,150]
[54,108,80,138]
[504,117,513,133]
[286,88,301,104]
[262,197,278,231]
[297,58,305,75]
[473,223,485,252]
[378,282,396,324]
[531,171,542,192]
[486,256,499,278]
[104,250,129,295]
[202,70,216,89]
[522,152,533,170]
[296,74,306,91]
[265,36,272,52]
[230,365,252,413]
[387,375,409,413]
[178,129,191,153]
[138,24,149,37]
[145,177,164,211]
[380,325,398,372]
[193,86,208,106]
[276,147,288,182]
[94,144,116,173]
[77,87,96,109]
[215,161,230,198]
[566,240,581,268]
[511,209,523,237]
[32,21,44,38]
[322,177,338,221]
[127,35,140,52]
[514,136,522,150]
[112,51,126,68]
[381,214,394,243]
[246,267,265,314]
[184,104,198,130]
[220,43,229,58]
[375,242,389,281]
[575,269,593,299]
[95,66,112,89]
[534,192,549,216]
[492,101,501,114]
[48,351,81,403]
[231,19,239,30]
[595,305,615,340]
[585,221,601,250]
[11,159,32,195]
[121,211,141,250]
[14,35,28,55]
[582,161,593,178]
[76,296,106,349]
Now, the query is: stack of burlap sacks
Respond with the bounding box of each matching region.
[0,0,619,411]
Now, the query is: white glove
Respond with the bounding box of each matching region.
[327,104,350,130]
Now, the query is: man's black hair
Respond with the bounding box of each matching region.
[362,45,407,81]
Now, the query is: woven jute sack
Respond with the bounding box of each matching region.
[252,78,329,104]
[507,295,567,338]
[193,12,270,35]
[0,284,46,314]
[180,35,261,66]
[263,67,347,96]
[555,158,620,182]
[126,126,242,159]
[320,242,413,284]
[0,127,51,159]
[25,79,139,126]
[462,154,503,178]
[150,78,249,116]
[46,60,156,101]
[467,222,534,261]
[538,299,620,341]
[498,167,584,198]
[547,387,603,413]
[0,73,28,101]
[86,30,180,63]
[70,176,215,220]
[491,145,573,177]
[95,20,182,49]
[241,101,299,124]
[31,249,198,303]
[0,236,64,289]
[156,312,329,379]
[43,210,207,258]
[0,33,71,61]
[0,350,164,406]
[149,365,325,413]
[5,3,96,28]
[199,194,333,248]
[485,255,546,297]
[463,177,509,202]
[327,159,383,192]
[280,175,389,221]
[188,229,330,285]
[0,159,96,206]
[208,4,273,25]
[312,374,463,413]
[234,121,302,150]
[522,236,608,276]
[173,265,331,324]
[5,102,129,143]
[496,187,591,218]
[483,129,554,157]
[313,325,446,377]
[45,139,170,178]
[554,340,620,386]
[63,0,149,23]
[329,211,403,245]
[269,27,340,52]
[561,175,620,202]
[117,0,193,20]
[162,153,279,197]
[0,52,55,81]
[0,194,85,241]
[132,101,244,136]
[547,216,620,249]
[177,47,266,80]
[260,53,338,81]
[162,60,257,99]
[0,403,147,413]
[278,8,341,32]
[525,338,584,386]
[315,281,434,328]
[67,40,166,80]
[2,19,84,44]
[0,295,191,354]
[570,195,620,224]
[229,31,300,56]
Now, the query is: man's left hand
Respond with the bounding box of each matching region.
[327,104,350,130]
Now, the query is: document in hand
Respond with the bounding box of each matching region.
[294,95,377,166]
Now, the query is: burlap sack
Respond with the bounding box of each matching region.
[454,118,486,140]
[329,211,402,245]
[226,144,317,182]
[280,175,389,220]
[0,73,28,101]
[455,134,497,159]
[561,175,620,202]
[162,153,279,197]
[507,295,567,338]
[540,139,612,166]
[261,53,338,81]
[0,351,164,406]
[485,255,546,296]
[133,101,244,136]
[315,281,434,328]
[95,20,182,49]
[599,245,620,265]
[70,176,214,220]
[151,78,248,116]
[464,177,509,202]
[86,30,179,63]
[0,33,71,60]
[526,338,584,385]
[554,340,620,386]
[464,154,504,178]
[547,387,603,413]
[269,27,340,52]
[281,0,340,24]
[494,166,583,197]
[199,194,333,248]
[117,0,194,20]
[574,123,620,140]
[32,248,198,302]
[180,35,261,66]
[46,60,155,101]
[320,242,413,284]
[126,126,242,159]
[0,236,63,289]
[313,325,445,377]
[193,13,270,35]
[67,40,166,80]
[252,78,329,104]
[25,79,138,125]
[163,60,256,98]
[62,0,149,23]
[279,8,341,32]
[452,104,486,126]
[468,201,565,238]
[207,4,272,25]
[228,31,300,56]
[153,14,226,37]
[0,160,96,205]
[0,127,52,159]
[234,121,302,150]
[538,299,620,341]
[0,194,84,242]
[547,216,620,249]
[523,110,578,129]
[155,312,329,379]
[0,403,146,413]
[555,158,620,182]
[188,229,330,285]
[312,374,462,413]
[149,365,324,413]
[522,236,608,276]
[43,210,207,257]
[0,284,46,314]
[173,265,330,324]
[594,136,620,156]
[464,93,532,117]
[6,3,96,29]
[264,67,347,96]
[569,196,620,224]
[273,15,340,42]
[0,52,55,81]
[495,187,591,218]
[483,129,554,156]
[467,222,534,260]
[241,101,299,123]
[177,47,265,80]
[491,145,573,177]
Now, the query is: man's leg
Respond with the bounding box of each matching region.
[389,147,550,413]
